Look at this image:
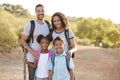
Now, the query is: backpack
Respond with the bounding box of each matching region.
[26,20,51,44]
[37,50,53,64]
[64,30,75,58]
[51,53,70,72]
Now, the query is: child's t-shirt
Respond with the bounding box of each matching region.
[47,51,74,80]
[36,53,49,78]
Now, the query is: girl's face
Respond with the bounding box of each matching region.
[53,16,62,29]
[54,40,64,53]
[40,38,49,50]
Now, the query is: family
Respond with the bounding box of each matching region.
[20,4,77,80]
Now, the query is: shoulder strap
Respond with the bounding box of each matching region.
[27,20,35,43]
[51,53,55,70]
[65,56,70,72]
[44,20,51,33]
[64,30,70,49]
[48,51,53,59]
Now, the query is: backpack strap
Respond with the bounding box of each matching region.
[65,56,70,72]
[44,20,51,33]
[64,30,70,49]
[48,51,53,59]
[26,20,35,43]
[51,52,70,72]
[51,53,55,70]
[64,30,75,58]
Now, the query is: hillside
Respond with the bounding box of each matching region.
[0,46,120,80]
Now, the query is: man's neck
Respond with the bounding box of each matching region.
[37,19,44,24]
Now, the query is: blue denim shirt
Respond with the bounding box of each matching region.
[47,51,74,80]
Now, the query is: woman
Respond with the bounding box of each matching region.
[51,12,77,57]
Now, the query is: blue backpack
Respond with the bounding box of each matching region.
[51,53,70,72]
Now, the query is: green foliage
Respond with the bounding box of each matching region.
[76,17,120,48]
[0,9,30,52]
[0,3,30,17]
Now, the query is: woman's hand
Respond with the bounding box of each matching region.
[67,51,72,57]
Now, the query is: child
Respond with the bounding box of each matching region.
[24,34,53,80]
[48,37,74,80]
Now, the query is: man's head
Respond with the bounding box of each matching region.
[35,4,45,20]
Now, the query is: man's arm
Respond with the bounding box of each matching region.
[20,34,38,60]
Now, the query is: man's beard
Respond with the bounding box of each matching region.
[37,14,44,20]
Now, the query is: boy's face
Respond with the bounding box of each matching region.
[54,40,64,53]
[40,39,49,50]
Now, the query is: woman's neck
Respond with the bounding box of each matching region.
[56,28,64,33]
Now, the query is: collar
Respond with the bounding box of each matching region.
[55,51,66,56]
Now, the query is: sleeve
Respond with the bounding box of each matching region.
[69,29,74,39]
[47,57,53,70]
[69,58,74,69]
[22,22,31,36]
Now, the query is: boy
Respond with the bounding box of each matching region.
[48,37,74,80]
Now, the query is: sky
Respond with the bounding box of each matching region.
[0,0,120,24]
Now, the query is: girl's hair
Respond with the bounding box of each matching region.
[37,34,52,43]
[51,12,69,30]
[53,36,64,45]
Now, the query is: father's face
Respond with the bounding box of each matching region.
[35,6,44,20]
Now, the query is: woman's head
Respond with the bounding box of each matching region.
[51,12,69,30]
[37,34,52,49]
[53,36,65,53]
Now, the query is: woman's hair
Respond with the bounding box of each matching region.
[37,34,52,43]
[51,12,69,30]
[53,36,64,45]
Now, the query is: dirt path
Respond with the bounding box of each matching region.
[0,46,120,80]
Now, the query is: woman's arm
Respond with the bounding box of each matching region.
[67,38,77,57]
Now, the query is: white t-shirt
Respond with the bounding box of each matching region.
[52,30,74,52]
[23,20,50,62]
[35,53,49,78]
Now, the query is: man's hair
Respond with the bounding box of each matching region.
[35,4,44,11]
[53,36,64,45]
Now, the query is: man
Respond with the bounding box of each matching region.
[20,4,50,80]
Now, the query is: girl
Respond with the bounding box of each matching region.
[24,34,53,80]
[48,37,74,80]
[51,12,77,57]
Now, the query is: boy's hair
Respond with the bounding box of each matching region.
[35,4,44,11]
[53,36,64,45]
[37,34,52,43]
